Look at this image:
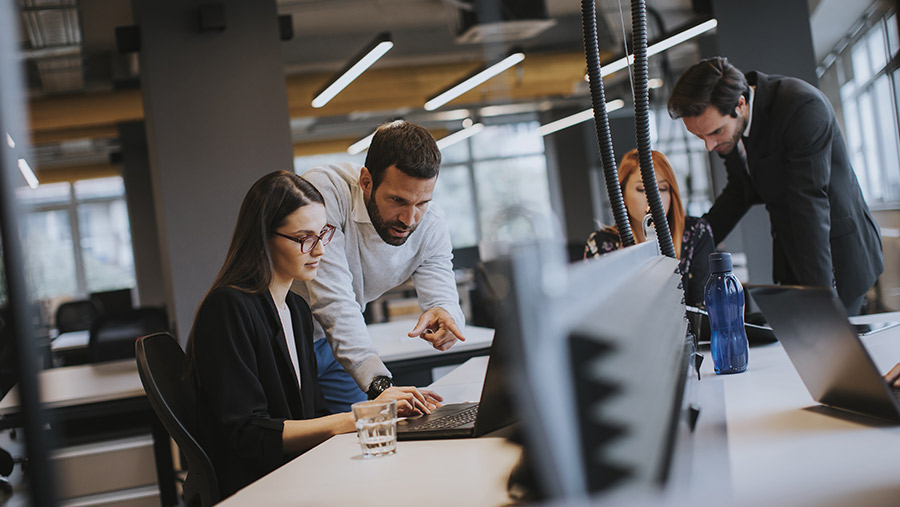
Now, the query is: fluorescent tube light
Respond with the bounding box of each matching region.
[17,158,39,189]
[425,51,525,111]
[645,19,718,57]
[312,32,393,109]
[6,133,14,148]
[478,101,552,117]
[585,18,718,81]
[436,123,485,150]
[347,132,376,155]
[537,99,625,137]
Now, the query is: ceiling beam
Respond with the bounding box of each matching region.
[285,51,591,118]
[27,50,597,149]
[292,128,449,157]
[31,124,119,145]
[29,88,144,132]
[34,161,120,184]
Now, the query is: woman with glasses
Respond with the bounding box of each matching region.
[185,171,440,498]
[584,149,715,307]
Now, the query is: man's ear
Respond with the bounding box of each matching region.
[360,167,373,199]
[735,94,748,116]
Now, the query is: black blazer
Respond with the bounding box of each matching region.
[191,287,328,498]
[704,71,883,308]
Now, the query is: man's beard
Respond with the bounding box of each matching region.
[716,115,747,159]
[366,193,418,246]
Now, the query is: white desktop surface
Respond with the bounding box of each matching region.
[366,320,493,362]
[0,359,143,412]
[692,311,900,507]
[218,355,519,507]
[50,330,89,353]
[46,322,494,364]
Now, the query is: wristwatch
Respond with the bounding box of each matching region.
[366,375,393,399]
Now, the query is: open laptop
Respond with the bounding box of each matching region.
[396,330,515,440]
[747,285,900,423]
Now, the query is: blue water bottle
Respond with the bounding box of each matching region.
[704,252,749,374]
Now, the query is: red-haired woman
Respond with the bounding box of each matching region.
[584,149,715,306]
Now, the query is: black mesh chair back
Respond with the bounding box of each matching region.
[89,307,168,363]
[55,300,99,334]
[135,333,219,507]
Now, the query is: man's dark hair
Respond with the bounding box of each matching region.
[364,120,441,190]
[667,56,750,119]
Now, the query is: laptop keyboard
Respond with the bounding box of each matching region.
[415,404,479,431]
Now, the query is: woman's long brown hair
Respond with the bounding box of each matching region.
[184,170,324,378]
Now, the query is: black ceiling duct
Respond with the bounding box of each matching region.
[455,0,556,44]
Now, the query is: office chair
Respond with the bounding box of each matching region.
[135,332,219,507]
[89,307,169,363]
[55,300,100,334]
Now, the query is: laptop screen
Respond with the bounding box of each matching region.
[747,285,900,422]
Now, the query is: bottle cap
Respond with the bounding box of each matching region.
[709,252,733,273]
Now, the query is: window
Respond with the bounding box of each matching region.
[16,176,136,308]
[651,109,715,217]
[293,121,555,249]
[439,122,551,247]
[829,9,900,205]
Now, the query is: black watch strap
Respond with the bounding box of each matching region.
[366,375,393,399]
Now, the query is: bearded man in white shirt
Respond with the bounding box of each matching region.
[293,120,467,413]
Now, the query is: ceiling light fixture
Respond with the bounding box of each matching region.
[425,50,525,111]
[347,131,376,155]
[6,133,14,148]
[436,122,485,150]
[17,159,39,189]
[312,32,393,109]
[537,99,625,136]
[478,101,552,117]
[584,18,718,81]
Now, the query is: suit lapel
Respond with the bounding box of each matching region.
[262,292,306,416]
[743,71,771,178]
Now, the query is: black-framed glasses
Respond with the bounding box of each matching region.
[273,224,336,253]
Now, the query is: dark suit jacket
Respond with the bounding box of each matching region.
[704,71,883,308]
[191,287,328,498]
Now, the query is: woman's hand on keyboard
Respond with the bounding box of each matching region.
[376,386,443,416]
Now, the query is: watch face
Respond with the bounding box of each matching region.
[373,376,392,393]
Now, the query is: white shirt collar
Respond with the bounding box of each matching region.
[743,85,756,137]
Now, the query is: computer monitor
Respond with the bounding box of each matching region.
[89,288,134,315]
[485,239,691,500]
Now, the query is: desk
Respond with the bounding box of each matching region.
[0,359,142,413]
[218,356,522,507]
[47,322,494,384]
[367,321,494,386]
[0,360,176,506]
[49,330,90,366]
[49,330,89,354]
[222,312,900,506]
[682,311,900,507]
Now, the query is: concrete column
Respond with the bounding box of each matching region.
[132,0,293,342]
[118,121,166,309]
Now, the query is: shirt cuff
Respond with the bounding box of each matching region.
[351,355,392,390]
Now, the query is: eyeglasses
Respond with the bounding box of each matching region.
[273,224,336,254]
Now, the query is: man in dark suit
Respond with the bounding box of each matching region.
[667,56,883,315]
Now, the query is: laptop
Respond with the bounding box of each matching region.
[747,285,900,423]
[396,330,515,440]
